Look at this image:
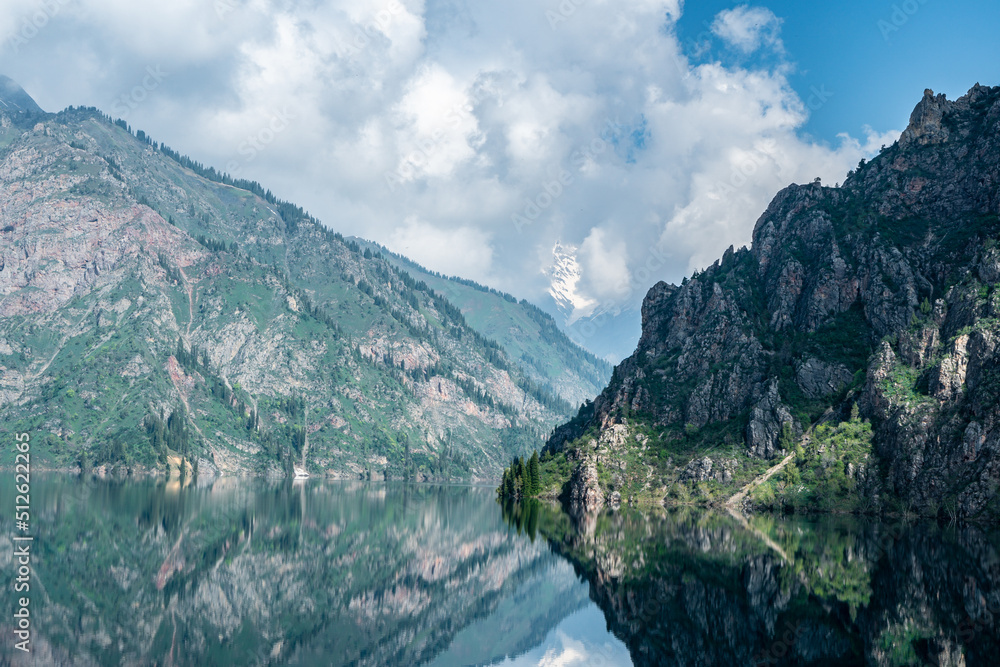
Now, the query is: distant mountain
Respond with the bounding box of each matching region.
[0,96,583,478]
[541,242,642,363]
[357,240,613,408]
[0,75,44,113]
[544,84,1000,520]
[545,242,594,322]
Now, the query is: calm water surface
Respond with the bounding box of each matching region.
[2,476,999,666]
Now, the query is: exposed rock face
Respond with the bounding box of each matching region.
[568,456,604,514]
[899,88,952,147]
[680,456,735,484]
[549,84,1000,518]
[0,105,578,476]
[796,357,854,399]
[746,380,796,458]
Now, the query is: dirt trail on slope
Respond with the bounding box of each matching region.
[725,407,838,508]
[726,452,796,509]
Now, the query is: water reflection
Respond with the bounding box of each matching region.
[501,502,1000,667]
[4,476,999,666]
[0,476,621,666]
[482,606,633,667]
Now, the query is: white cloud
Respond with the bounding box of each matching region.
[389,63,482,181]
[578,228,631,303]
[387,216,494,281]
[489,608,632,667]
[711,5,784,55]
[0,0,899,350]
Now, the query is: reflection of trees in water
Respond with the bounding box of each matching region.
[500,497,541,541]
[26,477,1000,666]
[534,506,1000,667]
[4,478,570,667]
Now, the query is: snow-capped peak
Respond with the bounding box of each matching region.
[544,243,598,325]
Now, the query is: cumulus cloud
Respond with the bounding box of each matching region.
[388,216,494,280]
[491,609,632,667]
[711,5,784,55]
[0,0,899,350]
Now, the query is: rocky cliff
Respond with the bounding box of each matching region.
[546,84,1000,518]
[0,98,589,478]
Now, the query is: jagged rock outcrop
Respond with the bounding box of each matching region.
[899,88,952,147]
[746,380,796,458]
[568,457,604,514]
[796,357,854,399]
[549,84,1000,518]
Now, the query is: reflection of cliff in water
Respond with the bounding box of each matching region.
[0,477,587,667]
[515,504,1000,666]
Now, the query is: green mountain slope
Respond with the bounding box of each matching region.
[0,103,579,478]
[357,241,613,408]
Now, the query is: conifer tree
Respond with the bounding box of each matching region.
[528,450,540,496]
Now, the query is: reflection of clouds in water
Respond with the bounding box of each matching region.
[491,607,632,667]
[537,633,611,667]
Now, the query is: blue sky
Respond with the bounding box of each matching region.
[679,0,1000,144]
[0,0,997,358]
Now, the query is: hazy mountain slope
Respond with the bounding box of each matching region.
[543,84,1000,518]
[358,240,613,408]
[0,75,44,114]
[0,103,574,478]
